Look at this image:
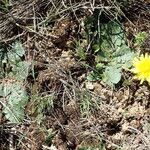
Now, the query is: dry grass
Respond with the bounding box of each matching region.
[0,0,130,41]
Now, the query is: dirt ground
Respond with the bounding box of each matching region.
[0,0,150,150]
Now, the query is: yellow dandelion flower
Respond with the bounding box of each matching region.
[132,53,150,84]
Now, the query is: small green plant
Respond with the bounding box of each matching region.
[134,31,148,47]
[75,40,87,60]
[79,90,93,117]
[0,41,30,122]
[29,94,54,124]
[44,128,55,145]
[7,42,30,80]
[0,81,28,122]
[0,0,10,12]
[84,16,135,86]
[79,90,101,117]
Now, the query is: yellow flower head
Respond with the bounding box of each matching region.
[132,53,150,84]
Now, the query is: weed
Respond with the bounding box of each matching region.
[79,90,101,118]
[28,94,54,125]
[80,14,136,86]
[75,40,87,60]
[44,128,55,146]
[0,0,11,13]
[0,41,30,122]
[134,31,148,48]
[79,90,93,117]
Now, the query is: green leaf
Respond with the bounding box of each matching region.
[112,51,135,68]
[99,21,126,52]
[95,51,110,63]
[0,41,29,122]
[92,44,100,53]
[11,41,25,57]
[10,61,30,81]
[103,66,121,85]
[7,41,25,63]
[96,63,104,70]
[2,82,28,123]
[7,51,21,63]
[112,45,131,57]
[87,71,100,81]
